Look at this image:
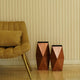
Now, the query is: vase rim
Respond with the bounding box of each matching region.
[38,41,48,43]
[52,45,62,46]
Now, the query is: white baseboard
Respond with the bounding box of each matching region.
[30,60,80,66]
[0,60,80,66]
[64,60,80,64]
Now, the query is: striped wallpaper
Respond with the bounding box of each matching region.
[0,0,80,65]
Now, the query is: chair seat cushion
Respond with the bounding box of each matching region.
[0,42,30,58]
[0,31,22,46]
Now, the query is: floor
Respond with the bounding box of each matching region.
[0,65,80,80]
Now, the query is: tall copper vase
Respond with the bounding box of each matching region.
[36,41,50,70]
[51,45,64,71]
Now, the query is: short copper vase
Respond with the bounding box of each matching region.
[51,45,64,71]
[36,41,50,70]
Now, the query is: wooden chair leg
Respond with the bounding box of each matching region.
[22,54,32,80]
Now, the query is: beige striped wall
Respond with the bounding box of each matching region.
[0,0,80,65]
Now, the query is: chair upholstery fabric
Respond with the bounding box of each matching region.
[0,21,30,58]
[0,31,22,46]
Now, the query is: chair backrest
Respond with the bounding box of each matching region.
[0,21,24,31]
[0,21,29,43]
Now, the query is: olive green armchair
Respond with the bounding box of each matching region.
[0,21,31,80]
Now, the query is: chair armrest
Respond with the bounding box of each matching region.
[21,42,30,53]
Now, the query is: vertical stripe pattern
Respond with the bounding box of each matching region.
[0,0,80,65]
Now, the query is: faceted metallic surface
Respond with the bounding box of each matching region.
[36,42,50,70]
[51,45,64,71]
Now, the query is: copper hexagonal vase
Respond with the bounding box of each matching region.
[36,41,50,70]
[51,45,64,71]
